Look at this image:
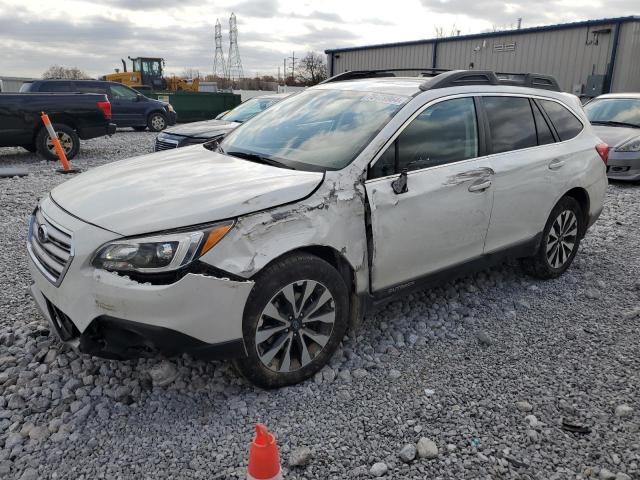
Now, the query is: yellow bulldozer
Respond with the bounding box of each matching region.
[102,57,200,93]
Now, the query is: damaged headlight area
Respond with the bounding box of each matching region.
[92,221,234,274]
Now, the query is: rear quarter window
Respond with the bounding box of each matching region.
[39,82,73,93]
[540,100,583,141]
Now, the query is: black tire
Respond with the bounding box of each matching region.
[22,144,37,153]
[233,253,349,389]
[521,196,583,279]
[132,126,147,132]
[147,112,167,132]
[35,124,79,161]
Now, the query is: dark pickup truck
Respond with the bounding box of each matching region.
[0,93,116,160]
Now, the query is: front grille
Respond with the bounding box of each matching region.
[154,137,180,151]
[44,297,79,341]
[27,209,73,286]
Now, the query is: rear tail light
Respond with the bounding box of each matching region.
[97,100,112,119]
[595,143,609,165]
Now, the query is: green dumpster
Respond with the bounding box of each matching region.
[151,91,241,123]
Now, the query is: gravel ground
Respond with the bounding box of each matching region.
[1,132,639,480]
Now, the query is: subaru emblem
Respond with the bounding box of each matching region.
[37,224,49,243]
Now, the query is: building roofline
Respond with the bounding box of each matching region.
[325,15,640,54]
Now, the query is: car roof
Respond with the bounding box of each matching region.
[314,77,425,96]
[312,76,577,105]
[593,93,640,100]
[256,92,293,100]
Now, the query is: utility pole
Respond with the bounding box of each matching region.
[283,58,287,84]
[288,51,297,81]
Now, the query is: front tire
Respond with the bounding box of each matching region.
[147,112,167,132]
[233,253,349,388]
[521,196,583,279]
[35,124,79,161]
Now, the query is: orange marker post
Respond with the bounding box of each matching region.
[247,424,283,480]
[40,112,79,174]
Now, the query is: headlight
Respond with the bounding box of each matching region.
[167,104,175,113]
[92,221,233,273]
[616,137,640,152]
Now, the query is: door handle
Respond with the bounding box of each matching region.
[548,159,565,170]
[468,179,492,192]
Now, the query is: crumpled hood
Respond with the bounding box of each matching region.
[592,125,640,148]
[162,119,239,138]
[50,146,324,236]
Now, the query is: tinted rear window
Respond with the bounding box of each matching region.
[76,82,107,94]
[540,100,583,141]
[39,82,73,93]
[483,96,537,154]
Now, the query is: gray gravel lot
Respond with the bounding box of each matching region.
[1,132,639,479]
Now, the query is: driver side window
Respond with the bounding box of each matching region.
[369,97,478,179]
[110,84,138,100]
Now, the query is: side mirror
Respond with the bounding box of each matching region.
[136,93,144,101]
[391,168,408,194]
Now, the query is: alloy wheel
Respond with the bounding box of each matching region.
[151,115,166,130]
[46,132,73,155]
[546,209,578,269]
[255,280,336,373]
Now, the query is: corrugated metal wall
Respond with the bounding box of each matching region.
[327,19,640,94]
[612,21,640,92]
[331,43,434,78]
[435,24,616,93]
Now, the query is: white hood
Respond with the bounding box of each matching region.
[50,145,323,236]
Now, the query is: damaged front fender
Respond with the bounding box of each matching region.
[200,167,370,294]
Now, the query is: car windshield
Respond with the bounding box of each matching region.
[222,97,280,123]
[584,98,640,128]
[220,88,408,171]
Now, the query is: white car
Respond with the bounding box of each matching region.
[28,70,608,388]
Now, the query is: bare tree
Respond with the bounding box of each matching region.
[181,67,202,79]
[297,52,328,86]
[42,65,88,80]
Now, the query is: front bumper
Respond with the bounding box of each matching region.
[606,152,640,181]
[28,197,254,360]
[167,110,177,126]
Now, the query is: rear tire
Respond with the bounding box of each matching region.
[132,126,147,132]
[147,112,167,132]
[35,124,79,161]
[521,196,583,279]
[233,253,349,389]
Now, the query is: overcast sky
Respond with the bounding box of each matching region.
[0,0,637,78]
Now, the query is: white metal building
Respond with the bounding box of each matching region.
[325,16,640,96]
[0,76,35,92]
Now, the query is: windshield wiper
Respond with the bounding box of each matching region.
[225,150,293,169]
[591,120,640,129]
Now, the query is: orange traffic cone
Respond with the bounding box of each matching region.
[247,424,283,480]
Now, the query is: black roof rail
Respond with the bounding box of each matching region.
[495,72,561,91]
[420,70,500,90]
[321,68,562,92]
[319,68,451,84]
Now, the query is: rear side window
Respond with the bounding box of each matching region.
[483,96,537,154]
[532,102,555,145]
[539,100,583,141]
[39,82,73,93]
[76,82,107,95]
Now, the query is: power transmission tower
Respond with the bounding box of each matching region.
[227,12,244,81]
[288,51,297,81]
[213,19,227,79]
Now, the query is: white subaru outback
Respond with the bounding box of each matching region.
[28,70,608,388]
